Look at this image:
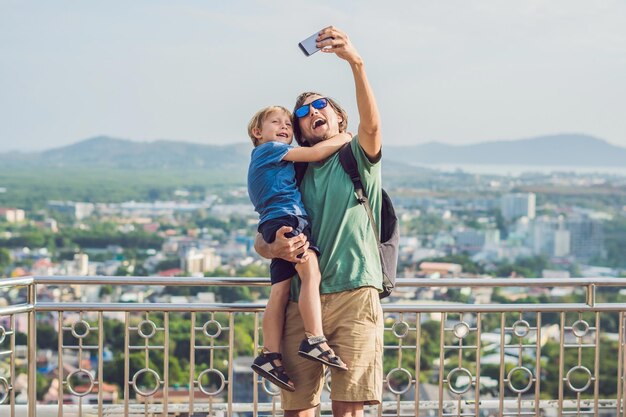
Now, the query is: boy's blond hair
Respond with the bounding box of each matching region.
[247,106,292,147]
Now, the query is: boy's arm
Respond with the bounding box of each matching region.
[318,27,381,160]
[282,132,351,163]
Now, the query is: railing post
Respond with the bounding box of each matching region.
[586,284,596,307]
[27,283,36,417]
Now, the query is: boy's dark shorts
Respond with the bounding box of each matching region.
[258,215,320,285]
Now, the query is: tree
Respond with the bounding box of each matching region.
[0,247,10,268]
[36,323,59,350]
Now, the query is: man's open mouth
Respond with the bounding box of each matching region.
[313,119,326,129]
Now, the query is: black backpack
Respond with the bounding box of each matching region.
[294,145,399,299]
[337,144,399,299]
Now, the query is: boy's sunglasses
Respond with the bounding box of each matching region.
[294,97,328,118]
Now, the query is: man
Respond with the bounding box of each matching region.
[255,26,383,417]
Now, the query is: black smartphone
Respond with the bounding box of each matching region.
[298,31,321,56]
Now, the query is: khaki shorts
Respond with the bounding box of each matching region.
[280,286,383,410]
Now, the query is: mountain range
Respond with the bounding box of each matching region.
[1,133,624,170]
[385,134,626,167]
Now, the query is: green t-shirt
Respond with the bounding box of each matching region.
[291,136,383,299]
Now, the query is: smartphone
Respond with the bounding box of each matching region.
[298,30,332,56]
[298,31,321,56]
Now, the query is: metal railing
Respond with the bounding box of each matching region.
[1,276,626,416]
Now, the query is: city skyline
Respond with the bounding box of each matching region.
[1,1,625,152]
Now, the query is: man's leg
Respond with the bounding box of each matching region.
[323,288,383,404]
[332,401,364,417]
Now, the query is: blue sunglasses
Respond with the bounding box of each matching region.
[294,97,328,118]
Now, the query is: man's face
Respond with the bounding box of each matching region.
[297,94,343,145]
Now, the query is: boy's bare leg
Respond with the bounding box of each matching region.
[294,251,331,352]
[263,279,291,353]
[284,408,317,417]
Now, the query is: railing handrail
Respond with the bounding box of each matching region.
[0,277,34,288]
[30,301,626,313]
[27,275,626,287]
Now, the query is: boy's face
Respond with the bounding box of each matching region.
[253,111,293,146]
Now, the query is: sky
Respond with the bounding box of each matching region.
[1,1,625,152]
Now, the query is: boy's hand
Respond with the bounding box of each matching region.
[270,226,310,263]
[317,26,362,66]
[329,131,352,145]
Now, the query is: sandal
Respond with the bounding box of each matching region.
[251,351,295,392]
[298,335,348,370]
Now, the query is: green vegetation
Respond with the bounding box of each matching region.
[0,247,10,269]
[405,213,446,237]
[598,215,626,268]
[0,167,245,210]
[0,224,163,252]
[493,255,550,278]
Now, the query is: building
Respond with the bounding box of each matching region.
[567,214,604,261]
[0,208,25,223]
[484,228,501,248]
[44,218,59,232]
[454,228,485,254]
[542,269,570,278]
[553,228,571,257]
[74,253,89,276]
[181,248,221,274]
[532,216,554,256]
[419,262,462,277]
[501,193,536,221]
[48,201,95,220]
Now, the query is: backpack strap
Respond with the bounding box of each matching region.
[338,144,380,243]
[294,162,308,187]
[338,144,364,197]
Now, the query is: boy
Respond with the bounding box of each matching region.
[247,105,349,392]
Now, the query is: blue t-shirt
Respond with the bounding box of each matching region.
[247,141,307,225]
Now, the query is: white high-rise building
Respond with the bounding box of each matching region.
[553,216,570,257]
[531,216,557,256]
[501,193,536,221]
[553,229,571,257]
[74,253,89,276]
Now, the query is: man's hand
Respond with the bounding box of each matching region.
[317,26,362,66]
[254,226,310,263]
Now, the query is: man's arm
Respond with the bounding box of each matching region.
[254,226,310,263]
[317,27,381,160]
[282,132,351,163]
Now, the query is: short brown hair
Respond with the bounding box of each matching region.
[247,106,292,147]
[292,92,348,146]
